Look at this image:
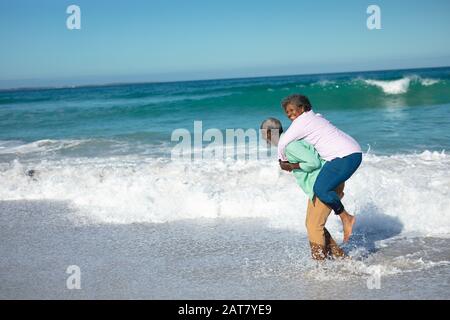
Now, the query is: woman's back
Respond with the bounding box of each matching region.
[278,110,361,162]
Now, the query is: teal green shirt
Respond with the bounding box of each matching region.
[285,140,326,201]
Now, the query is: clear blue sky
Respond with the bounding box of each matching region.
[1,0,450,87]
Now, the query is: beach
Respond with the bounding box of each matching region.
[1,200,450,299]
[1,67,450,299]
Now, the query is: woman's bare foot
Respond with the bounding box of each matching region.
[339,211,355,243]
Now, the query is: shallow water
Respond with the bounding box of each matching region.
[1,200,449,299]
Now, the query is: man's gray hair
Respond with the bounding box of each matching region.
[260,117,283,133]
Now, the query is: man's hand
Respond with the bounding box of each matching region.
[279,160,298,172]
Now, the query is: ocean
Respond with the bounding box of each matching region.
[1,67,449,299]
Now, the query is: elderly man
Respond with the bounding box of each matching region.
[261,118,346,260]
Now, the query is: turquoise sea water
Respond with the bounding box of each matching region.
[1,67,449,159]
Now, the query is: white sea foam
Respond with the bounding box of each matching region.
[0,151,449,238]
[306,254,450,282]
[0,139,85,155]
[364,78,412,94]
[314,80,336,86]
[419,78,440,86]
[363,75,440,94]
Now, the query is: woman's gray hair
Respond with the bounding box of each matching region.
[281,94,312,111]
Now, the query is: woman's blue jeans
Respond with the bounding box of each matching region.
[313,152,362,215]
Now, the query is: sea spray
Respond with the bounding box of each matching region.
[1,151,449,238]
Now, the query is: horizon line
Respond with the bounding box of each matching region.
[1,65,449,92]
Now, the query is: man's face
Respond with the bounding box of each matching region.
[262,129,280,146]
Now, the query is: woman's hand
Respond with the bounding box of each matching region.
[279,161,299,172]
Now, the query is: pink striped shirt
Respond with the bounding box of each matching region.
[278,110,361,162]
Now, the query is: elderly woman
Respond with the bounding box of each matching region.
[261,118,346,260]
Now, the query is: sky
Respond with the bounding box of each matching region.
[0,0,450,88]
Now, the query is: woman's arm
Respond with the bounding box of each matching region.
[277,118,307,161]
[284,142,322,173]
[279,160,300,172]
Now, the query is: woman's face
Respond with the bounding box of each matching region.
[284,103,304,121]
